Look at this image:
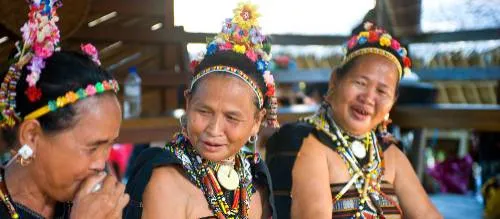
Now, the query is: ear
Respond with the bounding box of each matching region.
[326,69,338,99]
[17,119,44,153]
[251,108,266,135]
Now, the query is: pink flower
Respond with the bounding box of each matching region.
[390,39,401,50]
[347,36,357,49]
[81,43,98,57]
[81,43,101,66]
[246,49,257,62]
[219,42,233,51]
[85,85,97,96]
[263,71,275,86]
[26,72,40,87]
[34,45,53,58]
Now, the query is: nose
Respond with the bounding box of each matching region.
[205,115,224,137]
[89,147,111,173]
[358,88,376,106]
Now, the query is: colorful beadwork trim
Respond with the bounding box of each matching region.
[190,65,264,109]
[342,47,403,78]
[24,80,119,120]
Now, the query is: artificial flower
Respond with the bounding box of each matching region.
[403,57,412,68]
[206,42,218,55]
[368,31,379,43]
[219,42,233,51]
[95,82,104,93]
[233,44,246,54]
[391,39,400,50]
[232,2,260,30]
[358,36,367,45]
[48,100,57,111]
[266,84,275,96]
[189,60,200,72]
[26,72,40,87]
[56,96,65,107]
[379,36,391,47]
[263,71,275,86]
[256,59,267,72]
[85,85,97,96]
[221,18,234,34]
[398,48,407,57]
[358,31,369,39]
[25,86,42,102]
[347,36,357,49]
[65,91,78,103]
[246,49,257,62]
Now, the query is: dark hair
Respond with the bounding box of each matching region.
[1,50,116,147]
[191,50,268,110]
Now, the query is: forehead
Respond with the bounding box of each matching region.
[68,94,121,137]
[190,74,258,110]
[347,54,399,84]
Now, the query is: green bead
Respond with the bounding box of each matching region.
[95,82,104,93]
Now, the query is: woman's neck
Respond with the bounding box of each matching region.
[4,163,56,218]
[325,102,370,138]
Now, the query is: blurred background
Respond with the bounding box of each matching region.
[1,0,499,218]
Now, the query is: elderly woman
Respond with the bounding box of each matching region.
[268,23,442,218]
[0,1,128,218]
[124,3,277,219]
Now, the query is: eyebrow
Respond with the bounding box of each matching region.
[88,137,117,146]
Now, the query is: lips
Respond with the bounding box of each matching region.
[200,140,226,152]
[350,105,372,121]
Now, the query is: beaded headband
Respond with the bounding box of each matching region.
[24,80,119,120]
[190,65,264,108]
[189,2,279,128]
[0,0,106,128]
[343,22,412,79]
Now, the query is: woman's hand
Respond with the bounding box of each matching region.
[70,172,130,219]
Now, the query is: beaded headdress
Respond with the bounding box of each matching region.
[0,0,116,128]
[189,2,279,128]
[343,22,412,79]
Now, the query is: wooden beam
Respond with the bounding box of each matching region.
[114,69,190,86]
[118,104,500,143]
[73,25,499,45]
[90,0,165,17]
[404,28,500,44]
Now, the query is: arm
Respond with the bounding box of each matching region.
[390,146,442,219]
[291,135,332,219]
[249,185,271,219]
[142,166,187,219]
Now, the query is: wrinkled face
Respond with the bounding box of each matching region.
[327,54,398,136]
[186,74,264,161]
[31,94,122,201]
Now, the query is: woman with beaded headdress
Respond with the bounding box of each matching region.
[0,1,129,218]
[124,2,278,219]
[267,22,442,218]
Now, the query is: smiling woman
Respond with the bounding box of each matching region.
[124,2,278,219]
[267,22,443,219]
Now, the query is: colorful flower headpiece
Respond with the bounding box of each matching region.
[343,22,412,79]
[0,0,104,129]
[189,2,279,128]
[24,80,119,121]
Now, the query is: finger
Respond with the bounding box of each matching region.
[101,174,118,193]
[109,193,130,219]
[110,182,126,203]
[74,172,107,199]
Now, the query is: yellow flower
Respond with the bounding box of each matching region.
[379,36,391,47]
[358,31,369,39]
[381,33,392,40]
[232,2,260,30]
[233,44,246,54]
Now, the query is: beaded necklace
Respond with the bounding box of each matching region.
[0,172,19,219]
[165,133,255,219]
[301,103,386,218]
